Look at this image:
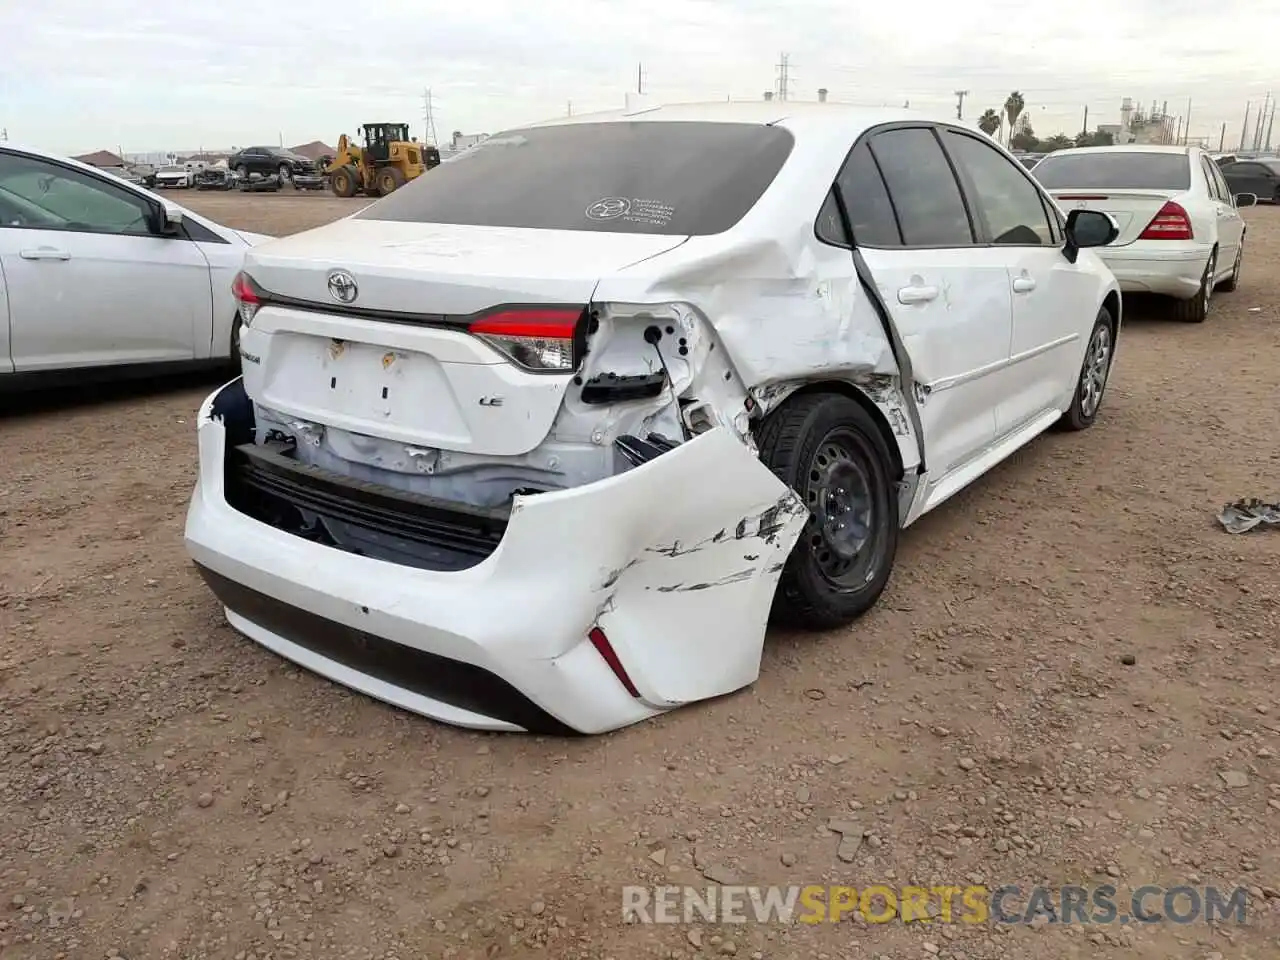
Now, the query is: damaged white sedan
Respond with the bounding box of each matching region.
[184,102,1122,734]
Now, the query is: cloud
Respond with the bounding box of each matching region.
[3,0,1278,153]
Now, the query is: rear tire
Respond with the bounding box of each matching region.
[1170,249,1215,323]
[1058,306,1114,432]
[756,393,899,631]
[1218,240,1243,292]
[330,165,359,198]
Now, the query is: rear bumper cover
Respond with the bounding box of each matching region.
[1098,245,1212,298]
[185,380,807,734]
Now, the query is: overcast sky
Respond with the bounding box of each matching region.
[4,0,1279,154]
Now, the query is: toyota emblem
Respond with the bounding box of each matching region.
[327,270,358,304]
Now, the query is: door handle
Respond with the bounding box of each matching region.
[20,247,71,261]
[897,284,938,305]
[1012,276,1037,293]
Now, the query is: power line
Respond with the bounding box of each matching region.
[776,52,791,102]
[422,88,439,145]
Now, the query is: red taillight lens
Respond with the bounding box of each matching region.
[468,307,583,372]
[232,270,263,327]
[588,627,640,698]
[1138,201,1194,241]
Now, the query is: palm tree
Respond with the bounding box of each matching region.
[1003,91,1026,147]
[978,109,1001,137]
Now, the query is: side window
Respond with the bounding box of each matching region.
[0,152,155,236]
[942,130,1054,245]
[815,142,902,247]
[867,128,974,246]
[816,190,849,245]
[1200,158,1219,197]
[1210,163,1234,201]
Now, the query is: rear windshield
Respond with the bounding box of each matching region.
[355,121,795,236]
[1032,152,1191,190]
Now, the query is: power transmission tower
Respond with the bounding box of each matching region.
[1240,102,1252,151]
[422,88,439,146]
[1183,98,1191,145]
[775,53,791,102]
[954,89,969,120]
[1267,103,1276,152]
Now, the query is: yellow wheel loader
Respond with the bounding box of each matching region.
[326,123,441,198]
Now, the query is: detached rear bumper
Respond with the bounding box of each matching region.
[184,380,806,734]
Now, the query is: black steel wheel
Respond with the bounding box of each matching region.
[757,392,899,630]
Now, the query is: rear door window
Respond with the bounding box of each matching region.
[816,142,902,247]
[355,121,796,236]
[1032,152,1191,190]
[866,128,974,246]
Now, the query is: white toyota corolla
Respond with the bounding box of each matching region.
[185,102,1122,734]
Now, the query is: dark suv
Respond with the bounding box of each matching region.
[227,146,316,183]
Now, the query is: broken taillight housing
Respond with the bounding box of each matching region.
[468,307,584,373]
[232,271,265,327]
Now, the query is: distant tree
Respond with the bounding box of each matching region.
[1004,91,1026,147]
[1010,127,1038,152]
[1043,133,1074,152]
[1074,130,1115,148]
[978,109,1002,136]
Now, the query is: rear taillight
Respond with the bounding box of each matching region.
[1138,201,1194,241]
[232,270,264,327]
[468,307,584,372]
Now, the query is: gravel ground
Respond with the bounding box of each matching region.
[2,193,1279,960]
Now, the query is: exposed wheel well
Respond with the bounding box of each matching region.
[759,380,905,481]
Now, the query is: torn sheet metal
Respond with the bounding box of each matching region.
[1218,499,1280,534]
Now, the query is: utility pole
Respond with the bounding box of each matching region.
[1253,91,1270,151]
[1081,105,1089,138]
[954,89,968,120]
[1219,122,1226,152]
[1173,116,1182,145]
[1183,98,1191,145]
[1240,102,1252,151]
[775,52,791,102]
[637,63,645,94]
[422,88,439,145]
[567,100,572,116]
[1267,103,1276,152]
[0,127,7,142]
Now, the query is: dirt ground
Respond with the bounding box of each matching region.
[2,192,1279,960]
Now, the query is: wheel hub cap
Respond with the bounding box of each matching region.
[810,444,874,571]
[1080,325,1111,418]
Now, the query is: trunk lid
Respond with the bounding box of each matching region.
[1048,188,1178,246]
[240,221,689,458]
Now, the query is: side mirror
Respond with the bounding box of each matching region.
[158,202,184,234]
[1062,209,1119,263]
[1235,192,1258,208]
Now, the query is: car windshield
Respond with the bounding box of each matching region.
[355,120,796,236]
[1032,152,1191,190]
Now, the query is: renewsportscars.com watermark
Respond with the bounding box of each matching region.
[622,884,1249,926]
